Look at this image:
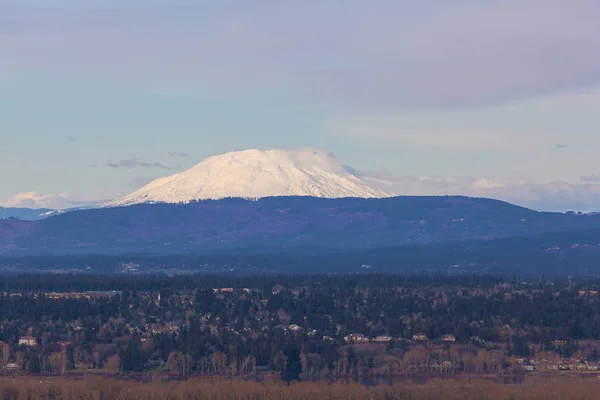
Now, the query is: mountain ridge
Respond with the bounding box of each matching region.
[2,195,600,256]
[0,206,57,221]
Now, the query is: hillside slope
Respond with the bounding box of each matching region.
[1,196,600,255]
[0,207,55,221]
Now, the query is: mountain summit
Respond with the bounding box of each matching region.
[104,148,393,206]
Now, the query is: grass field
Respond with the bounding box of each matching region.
[1,375,600,399]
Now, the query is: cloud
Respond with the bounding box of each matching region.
[107,158,171,169]
[360,171,600,212]
[555,144,568,149]
[581,175,600,183]
[0,192,70,209]
[4,1,600,110]
[0,191,104,209]
[2,175,599,212]
[168,152,188,157]
[67,136,77,142]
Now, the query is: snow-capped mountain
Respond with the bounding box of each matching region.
[104,148,393,207]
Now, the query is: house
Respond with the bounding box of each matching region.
[576,363,588,371]
[5,363,18,371]
[288,324,302,332]
[344,333,369,343]
[146,359,165,368]
[322,336,334,341]
[441,360,453,370]
[521,362,535,372]
[412,333,427,341]
[70,323,83,332]
[271,285,285,295]
[439,334,456,343]
[18,336,36,347]
[373,335,392,343]
[212,288,233,293]
[558,363,569,371]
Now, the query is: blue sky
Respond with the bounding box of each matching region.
[2,0,600,210]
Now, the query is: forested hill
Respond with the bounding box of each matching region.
[0,195,599,256]
[0,206,54,221]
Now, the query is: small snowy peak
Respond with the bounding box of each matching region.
[104,148,393,207]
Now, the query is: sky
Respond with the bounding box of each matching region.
[2,0,600,211]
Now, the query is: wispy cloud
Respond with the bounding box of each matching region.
[361,171,600,212]
[581,175,600,183]
[107,158,171,169]
[0,192,67,209]
[4,1,600,110]
[555,144,568,149]
[0,191,103,209]
[168,152,188,157]
[67,136,77,142]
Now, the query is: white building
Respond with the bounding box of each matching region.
[5,363,18,371]
[373,336,392,342]
[18,336,36,347]
[412,333,428,341]
[439,334,456,343]
[344,333,369,343]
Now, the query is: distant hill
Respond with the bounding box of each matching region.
[0,207,56,221]
[2,226,600,276]
[1,196,600,256]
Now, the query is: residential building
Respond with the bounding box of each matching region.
[212,288,233,293]
[5,363,18,371]
[373,335,392,342]
[344,333,369,343]
[521,362,535,372]
[439,334,456,343]
[18,336,36,347]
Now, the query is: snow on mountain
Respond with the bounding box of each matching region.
[104,148,393,207]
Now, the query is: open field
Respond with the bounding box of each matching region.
[2,376,600,400]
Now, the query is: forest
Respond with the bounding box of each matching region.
[3,225,600,278]
[1,274,600,382]
[2,197,600,280]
